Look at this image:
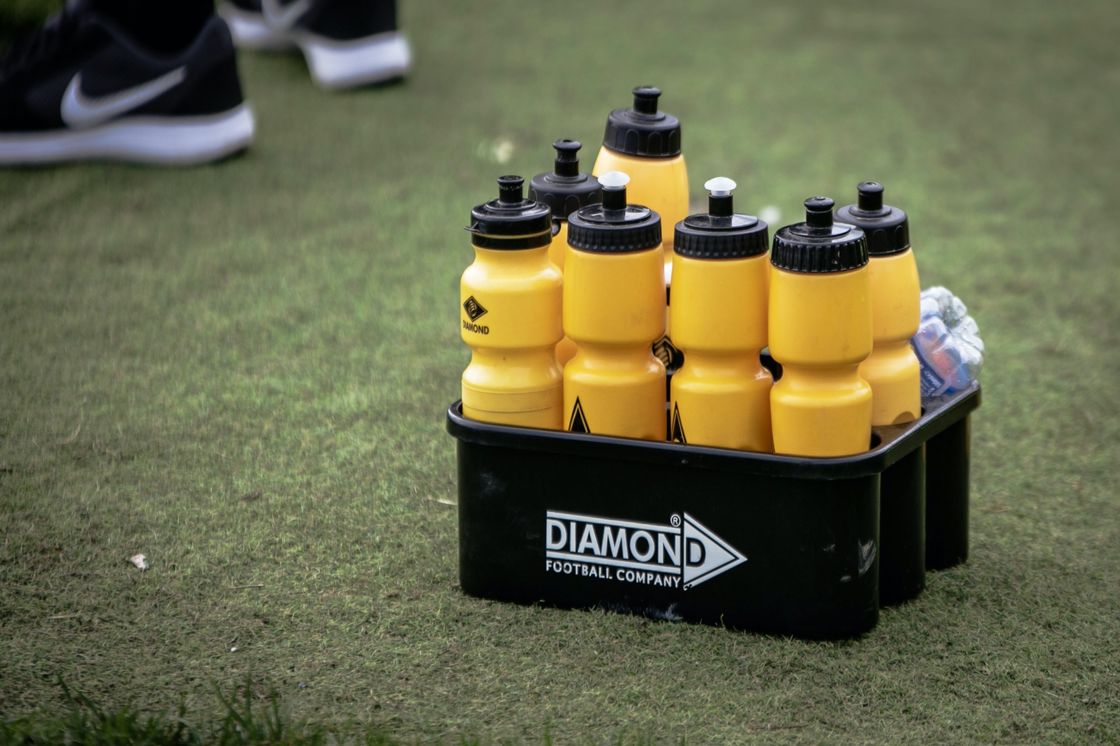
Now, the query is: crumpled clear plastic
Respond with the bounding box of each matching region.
[911,286,984,398]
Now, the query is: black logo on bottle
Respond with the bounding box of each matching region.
[670,402,687,444]
[463,296,488,321]
[652,335,685,374]
[568,397,589,434]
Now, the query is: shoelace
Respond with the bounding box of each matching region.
[0,5,80,82]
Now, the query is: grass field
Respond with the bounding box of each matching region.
[2,0,1119,742]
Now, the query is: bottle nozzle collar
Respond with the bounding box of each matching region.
[469,174,552,249]
[675,176,767,259]
[529,140,602,221]
[567,170,660,253]
[771,194,868,273]
[836,181,911,255]
[602,85,681,157]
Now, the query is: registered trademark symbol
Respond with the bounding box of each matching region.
[670,513,681,528]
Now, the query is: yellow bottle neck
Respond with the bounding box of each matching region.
[778,362,864,387]
[570,342,659,370]
[678,350,764,377]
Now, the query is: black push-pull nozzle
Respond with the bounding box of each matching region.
[857,181,885,212]
[805,196,835,228]
[497,175,524,205]
[631,86,661,115]
[552,140,581,178]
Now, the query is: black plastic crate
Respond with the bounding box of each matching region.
[446,383,979,638]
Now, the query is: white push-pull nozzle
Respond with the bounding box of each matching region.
[704,177,736,197]
[599,171,630,190]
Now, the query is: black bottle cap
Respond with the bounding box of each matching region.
[601,86,682,158]
[674,177,769,259]
[467,175,553,249]
[528,140,602,222]
[771,197,869,273]
[835,181,911,255]
[567,171,662,253]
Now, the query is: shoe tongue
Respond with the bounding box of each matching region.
[0,1,83,80]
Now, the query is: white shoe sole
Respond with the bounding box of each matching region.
[296,31,411,89]
[219,3,411,90]
[218,3,295,50]
[0,104,255,165]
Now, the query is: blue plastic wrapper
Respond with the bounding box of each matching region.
[911,287,984,398]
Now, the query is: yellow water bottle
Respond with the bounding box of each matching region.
[837,181,921,425]
[669,177,772,451]
[563,171,665,440]
[769,197,873,457]
[593,86,688,284]
[529,139,602,367]
[461,175,562,428]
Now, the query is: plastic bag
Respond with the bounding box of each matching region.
[911,286,984,398]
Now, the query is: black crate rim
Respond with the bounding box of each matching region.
[446,382,979,481]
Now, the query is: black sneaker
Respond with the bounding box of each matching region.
[0,1,254,165]
[217,0,295,52]
[218,0,411,90]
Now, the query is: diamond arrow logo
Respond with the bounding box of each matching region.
[544,511,747,590]
[681,512,747,590]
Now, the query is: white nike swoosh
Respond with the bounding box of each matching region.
[261,0,312,30]
[60,67,187,129]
